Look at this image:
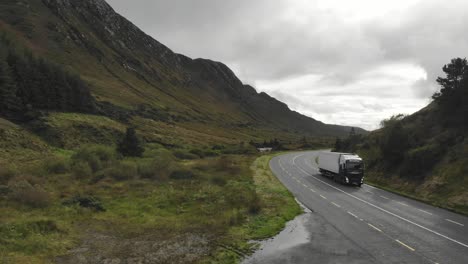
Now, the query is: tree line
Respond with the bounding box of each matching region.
[334,57,468,178]
[0,35,95,120]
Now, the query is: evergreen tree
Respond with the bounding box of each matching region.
[117,127,144,157]
[433,58,467,100]
[334,137,342,152]
[0,54,21,114]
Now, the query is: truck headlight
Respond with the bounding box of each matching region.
[345,177,349,183]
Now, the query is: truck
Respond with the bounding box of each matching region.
[318,152,364,187]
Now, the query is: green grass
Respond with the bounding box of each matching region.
[0,146,302,263]
[205,153,302,263]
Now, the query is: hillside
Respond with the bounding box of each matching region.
[0,0,364,153]
[336,58,468,214]
[0,1,369,262]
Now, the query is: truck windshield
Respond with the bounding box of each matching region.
[346,161,363,170]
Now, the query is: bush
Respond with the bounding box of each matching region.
[248,195,262,215]
[226,209,244,226]
[0,165,16,185]
[401,144,443,178]
[63,195,105,212]
[8,180,51,208]
[216,156,241,175]
[202,149,219,157]
[0,220,60,240]
[170,170,195,180]
[138,151,176,181]
[173,150,199,160]
[211,175,227,186]
[104,161,138,181]
[0,185,10,196]
[224,181,256,209]
[189,148,205,158]
[71,162,93,179]
[44,157,69,174]
[72,145,117,172]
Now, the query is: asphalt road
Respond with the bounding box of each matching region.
[246,151,468,264]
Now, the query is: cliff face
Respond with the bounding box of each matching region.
[0,0,365,137]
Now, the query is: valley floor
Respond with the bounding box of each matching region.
[0,151,301,264]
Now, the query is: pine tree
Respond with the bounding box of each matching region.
[117,127,144,157]
[0,54,21,114]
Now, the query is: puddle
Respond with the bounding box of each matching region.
[243,200,312,263]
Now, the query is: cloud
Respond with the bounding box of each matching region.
[107,0,468,130]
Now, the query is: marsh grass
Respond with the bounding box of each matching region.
[1,143,300,263]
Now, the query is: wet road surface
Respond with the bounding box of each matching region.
[244,151,468,264]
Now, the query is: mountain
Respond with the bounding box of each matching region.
[336,58,468,214]
[0,0,364,150]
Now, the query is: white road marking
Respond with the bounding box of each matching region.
[368,223,382,232]
[380,195,390,200]
[309,188,316,193]
[366,191,374,195]
[396,240,416,251]
[302,183,308,188]
[290,154,468,249]
[320,195,327,200]
[397,202,409,207]
[332,202,341,208]
[347,211,358,218]
[418,209,433,215]
[445,219,464,227]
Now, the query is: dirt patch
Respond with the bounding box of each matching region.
[56,232,212,264]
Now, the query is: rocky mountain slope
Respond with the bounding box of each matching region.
[0,0,364,148]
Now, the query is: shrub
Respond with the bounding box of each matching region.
[71,162,93,179]
[72,145,117,172]
[0,165,16,185]
[105,161,138,181]
[202,149,219,157]
[0,220,60,240]
[248,195,262,215]
[63,195,105,212]
[189,148,205,158]
[44,157,69,174]
[216,156,241,175]
[211,175,227,186]
[226,209,244,226]
[224,181,256,209]
[173,150,199,160]
[170,170,195,180]
[0,185,10,196]
[138,151,176,181]
[8,180,51,208]
[401,144,443,178]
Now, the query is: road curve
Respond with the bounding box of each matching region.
[248,151,468,264]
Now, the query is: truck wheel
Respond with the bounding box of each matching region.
[358,183,362,187]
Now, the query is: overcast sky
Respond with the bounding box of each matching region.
[107,0,468,130]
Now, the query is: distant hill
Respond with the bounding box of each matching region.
[336,58,468,214]
[0,0,365,151]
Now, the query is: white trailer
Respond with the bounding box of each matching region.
[318,152,364,187]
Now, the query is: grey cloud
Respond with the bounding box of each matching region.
[106,0,468,129]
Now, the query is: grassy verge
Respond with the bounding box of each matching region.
[365,172,468,216]
[205,153,302,263]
